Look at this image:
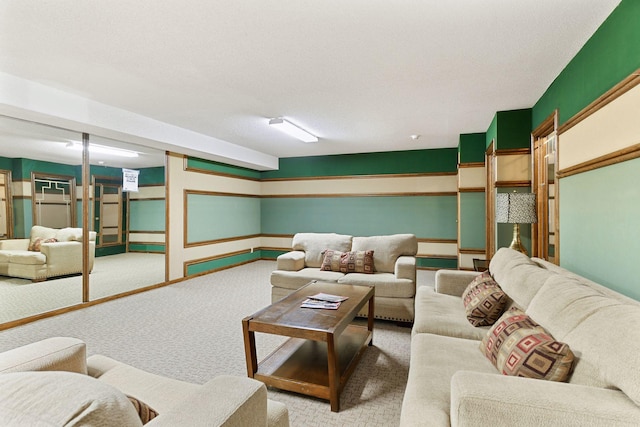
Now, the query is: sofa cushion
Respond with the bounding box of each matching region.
[0,371,143,426]
[55,227,83,242]
[562,303,640,406]
[481,308,574,382]
[321,249,375,274]
[462,272,508,327]
[270,268,345,290]
[337,272,414,298]
[29,225,57,243]
[526,275,622,341]
[413,286,489,340]
[488,248,555,310]
[400,333,497,426]
[292,233,353,268]
[352,234,417,273]
[8,251,47,265]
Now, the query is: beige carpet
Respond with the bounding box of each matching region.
[0,252,165,324]
[0,261,435,426]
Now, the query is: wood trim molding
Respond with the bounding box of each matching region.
[183,249,254,277]
[459,248,486,254]
[185,189,260,198]
[185,233,261,249]
[557,143,640,179]
[182,155,262,182]
[261,234,458,244]
[261,171,458,182]
[458,162,485,168]
[417,238,457,244]
[495,180,531,188]
[559,68,640,134]
[262,191,458,198]
[129,230,166,234]
[532,110,558,138]
[458,187,485,193]
[417,254,458,260]
[495,148,531,156]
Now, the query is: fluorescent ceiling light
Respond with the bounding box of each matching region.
[66,142,139,158]
[268,118,318,143]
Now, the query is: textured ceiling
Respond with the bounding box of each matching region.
[0,0,621,167]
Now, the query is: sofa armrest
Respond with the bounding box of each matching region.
[40,241,83,264]
[147,375,270,427]
[435,270,481,296]
[395,255,416,282]
[0,238,29,251]
[451,371,640,427]
[276,250,305,271]
[0,337,87,374]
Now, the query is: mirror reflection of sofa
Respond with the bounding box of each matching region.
[0,226,96,281]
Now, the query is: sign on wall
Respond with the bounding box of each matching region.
[122,168,139,192]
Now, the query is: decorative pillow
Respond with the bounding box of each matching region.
[340,250,375,274]
[320,250,375,273]
[127,395,159,424]
[462,272,507,326]
[480,308,575,382]
[28,237,58,252]
[320,249,343,272]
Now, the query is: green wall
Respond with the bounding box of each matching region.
[261,148,458,179]
[495,109,532,150]
[533,0,640,128]
[459,193,486,249]
[459,133,486,164]
[186,193,261,244]
[559,158,640,300]
[261,195,457,239]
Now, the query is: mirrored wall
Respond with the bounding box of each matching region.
[0,116,166,326]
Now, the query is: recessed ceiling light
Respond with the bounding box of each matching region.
[410,134,421,140]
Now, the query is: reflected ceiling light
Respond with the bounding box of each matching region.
[66,142,139,158]
[268,118,318,143]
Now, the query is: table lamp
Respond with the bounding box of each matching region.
[495,192,537,255]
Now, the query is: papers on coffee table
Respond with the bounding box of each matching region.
[301,293,349,309]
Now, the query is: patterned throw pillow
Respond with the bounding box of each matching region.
[462,272,507,326]
[480,308,575,382]
[29,237,58,252]
[320,250,375,273]
[127,395,158,424]
[320,249,343,271]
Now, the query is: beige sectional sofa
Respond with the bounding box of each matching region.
[401,247,640,426]
[0,337,289,426]
[270,232,418,322]
[0,225,96,281]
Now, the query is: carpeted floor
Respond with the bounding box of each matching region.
[0,252,165,324]
[0,261,435,426]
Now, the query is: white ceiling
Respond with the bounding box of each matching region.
[0,0,621,169]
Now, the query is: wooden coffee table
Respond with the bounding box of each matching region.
[242,280,374,412]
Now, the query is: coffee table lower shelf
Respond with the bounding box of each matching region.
[254,324,372,404]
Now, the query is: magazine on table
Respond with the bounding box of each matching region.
[300,292,349,309]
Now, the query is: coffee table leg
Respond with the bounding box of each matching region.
[242,317,257,378]
[327,334,340,412]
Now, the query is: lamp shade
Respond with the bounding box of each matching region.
[496,193,537,224]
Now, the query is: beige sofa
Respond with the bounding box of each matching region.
[270,232,418,322]
[0,225,96,281]
[401,247,640,426]
[0,337,289,426]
